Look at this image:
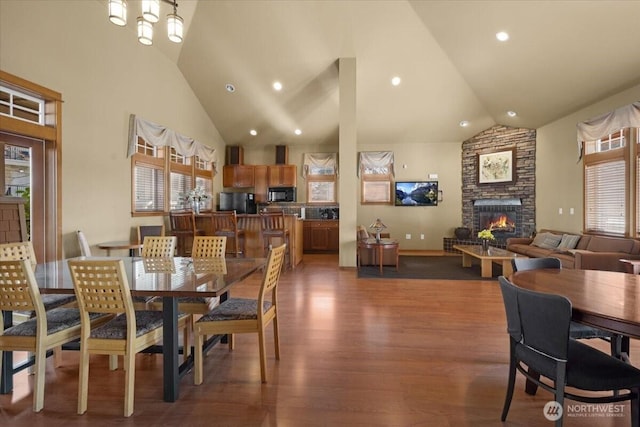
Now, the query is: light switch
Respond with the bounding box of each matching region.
[570,208,575,215]
[558,208,563,215]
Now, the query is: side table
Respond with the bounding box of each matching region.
[357,238,399,275]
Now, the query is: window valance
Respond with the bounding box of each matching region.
[127,114,217,163]
[358,151,394,177]
[577,101,640,158]
[302,152,338,178]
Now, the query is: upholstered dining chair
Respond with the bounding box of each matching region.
[193,243,286,385]
[68,259,185,417]
[0,259,110,412]
[497,276,640,427]
[76,230,91,257]
[260,210,290,269]
[136,225,165,256]
[210,211,245,257]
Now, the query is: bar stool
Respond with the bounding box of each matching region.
[211,210,245,257]
[169,210,203,256]
[260,210,290,269]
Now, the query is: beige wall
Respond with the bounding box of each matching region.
[536,84,640,234]
[0,1,224,257]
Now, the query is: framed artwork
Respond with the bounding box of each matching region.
[361,179,391,204]
[477,148,516,184]
[307,180,336,204]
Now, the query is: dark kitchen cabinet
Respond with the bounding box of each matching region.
[303,220,339,253]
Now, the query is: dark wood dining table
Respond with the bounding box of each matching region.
[1,256,266,402]
[511,268,640,341]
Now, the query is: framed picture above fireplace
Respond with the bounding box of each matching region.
[477,148,515,185]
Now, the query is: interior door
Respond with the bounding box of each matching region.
[0,132,46,262]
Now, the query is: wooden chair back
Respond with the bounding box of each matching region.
[260,211,285,232]
[211,211,238,233]
[0,259,42,318]
[141,236,177,258]
[137,225,165,244]
[169,211,196,234]
[191,236,227,258]
[0,241,37,271]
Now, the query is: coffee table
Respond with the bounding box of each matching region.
[453,244,526,278]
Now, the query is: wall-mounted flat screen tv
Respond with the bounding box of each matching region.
[395,181,438,206]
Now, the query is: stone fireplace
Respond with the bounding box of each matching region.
[474,198,522,242]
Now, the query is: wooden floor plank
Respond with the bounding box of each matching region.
[1,254,638,426]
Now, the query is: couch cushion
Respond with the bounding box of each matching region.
[586,236,634,253]
[558,234,581,250]
[531,232,562,250]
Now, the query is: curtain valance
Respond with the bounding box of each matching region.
[302,152,338,178]
[577,101,640,158]
[127,114,217,163]
[358,151,394,177]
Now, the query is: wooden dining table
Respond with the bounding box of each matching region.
[0,256,266,403]
[511,268,640,342]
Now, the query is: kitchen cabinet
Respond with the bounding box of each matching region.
[253,165,268,203]
[303,220,339,253]
[223,165,254,188]
[267,165,297,187]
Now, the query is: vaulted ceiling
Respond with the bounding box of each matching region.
[148,0,640,147]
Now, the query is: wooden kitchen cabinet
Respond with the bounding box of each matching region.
[267,165,297,187]
[223,165,254,188]
[253,165,268,202]
[303,220,339,253]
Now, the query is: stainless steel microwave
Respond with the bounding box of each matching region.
[268,187,296,202]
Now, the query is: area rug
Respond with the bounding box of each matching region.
[357,255,502,280]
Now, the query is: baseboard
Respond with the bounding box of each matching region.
[399,249,457,257]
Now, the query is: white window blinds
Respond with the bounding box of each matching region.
[585,159,626,235]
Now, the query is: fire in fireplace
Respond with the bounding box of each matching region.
[479,212,516,233]
[473,198,523,238]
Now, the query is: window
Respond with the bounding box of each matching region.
[359,151,394,205]
[303,152,337,204]
[0,85,45,125]
[132,139,166,213]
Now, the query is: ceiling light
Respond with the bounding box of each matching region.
[225,83,236,93]
[166,2,184,43]
[249,129,257,136]
[391,76,401,86]
[459,120,470,128]
[294,129,302,135]
[496,31,509,42]
[141,0,160,23]
[507,110,517,117]
[273,81,283,91]
[108,0,127,26]
[137,17,153,46]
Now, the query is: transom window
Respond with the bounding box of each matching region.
[0,85,45,125]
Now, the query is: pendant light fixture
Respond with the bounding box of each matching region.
[137,16,153,46]
[108,0,185,45]
[167,1,184,43]
[108,0,127,26]
[141,0,160,23]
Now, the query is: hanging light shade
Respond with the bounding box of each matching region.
[167,11,184,43]
[137,17,153,46]
[141,0,160,23]
[108,0,127,26]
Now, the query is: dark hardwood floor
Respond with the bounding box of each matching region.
[1,254,638,426]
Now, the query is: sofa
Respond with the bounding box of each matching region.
[506,229,640,271]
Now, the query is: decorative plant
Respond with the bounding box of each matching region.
[477,229,495,240]
[17,187,30,221]
[179,186,210,203]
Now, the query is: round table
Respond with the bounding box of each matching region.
[357,237,399,275]
[97,241,143,257]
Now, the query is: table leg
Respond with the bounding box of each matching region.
[379,245,384,275]
[502,260,514,277]
[480,259,493,278]
[461,253,473,268]
[162,297,179,402]
[0,310,13,393]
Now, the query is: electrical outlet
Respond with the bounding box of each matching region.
[405,234,411,240]
[420,234,425,240]
[558,208,563,215]
[570,208,575,215]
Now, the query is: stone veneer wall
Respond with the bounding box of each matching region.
[461,125,536,238]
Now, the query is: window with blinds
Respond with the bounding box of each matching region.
[133,140,165,213]
[584,159,626,235]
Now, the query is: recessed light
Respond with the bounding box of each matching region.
[225,83,236,93]
[507,110,517,117]
[249,129,257,136]
[496,31,509,42]
[273,81,283,91]
[459,120,470,128]
[294,129,302,135]
[391,76,401,86]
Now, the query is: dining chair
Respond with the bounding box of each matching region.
[141,236,177,258]
[260,210,290,269]
[210,211,245,257]
[497,276,640,427]
[136,224,165,256]
[76,230,92,257]
[511,257,625,364]
[169,210,203,256]
[193,243,286,385]
[0,259,110,412]
[191,235,227,258]
[68,259,186,417]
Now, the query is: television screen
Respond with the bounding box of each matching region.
[395,181,438,206]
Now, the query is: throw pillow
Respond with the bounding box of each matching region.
[532,232,562,249]
[557,234,581,250]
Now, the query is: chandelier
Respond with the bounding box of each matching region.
[108,0,184,45]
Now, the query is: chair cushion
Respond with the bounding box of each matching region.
[3,308,104,336]
[197,298,271,322]
[16,294,77,318]
[90,311,164,339]
[569,321,613,339]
